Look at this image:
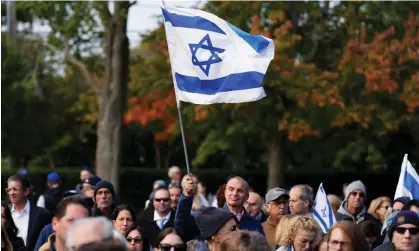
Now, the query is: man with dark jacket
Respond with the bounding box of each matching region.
[92,180,116,219]
[37,172,65,216]
[137,187,175,248]
[7,174,52,251]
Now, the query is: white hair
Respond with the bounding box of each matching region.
[168,166,181,178]
[65,217,114,249]
[113,229,128,248]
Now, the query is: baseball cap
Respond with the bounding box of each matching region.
[265,187,289,203]
[82,176,102,186]
[17,168,30,177]
[47,172,61,183]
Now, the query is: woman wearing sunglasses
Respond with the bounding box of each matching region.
[368,197,392,226]
[125,225,147,251]
[154,228,186,251]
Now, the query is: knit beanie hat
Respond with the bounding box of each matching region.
[195,207,237,240]
[388,210,419,241]
[392,196,410,207]
[94,180,115,199]
[345,180,367,200]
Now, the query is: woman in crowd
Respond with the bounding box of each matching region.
[220,230,271,251]
[112,205,136,236]
[275,216,321,251]
[327,222,369,251]
[1,202,26,251]
[125,225,147,251]
[211,184,227,208]
[275,215,299,246]
[368,197,392,225]
[154,228,186,251]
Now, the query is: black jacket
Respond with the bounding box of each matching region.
[10,202,52,251]
[42,187,65,216]
[137,205,175,248]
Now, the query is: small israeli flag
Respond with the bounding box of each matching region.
[394,154,419,200]
[161,5,274,104]
[312,183,336,233]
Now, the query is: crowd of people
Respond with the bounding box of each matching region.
[2,166,419,251]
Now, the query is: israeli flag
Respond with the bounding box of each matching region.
[161,5,274,104]
[312,183,336,233]
[394,154,419,200]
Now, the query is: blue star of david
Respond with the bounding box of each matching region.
[189,34,225,76]
[321,207,327,217]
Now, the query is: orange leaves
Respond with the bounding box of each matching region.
[401,72,419,112]
[279,118,319,142]
[332,105,378,129]
[125,88,178,141]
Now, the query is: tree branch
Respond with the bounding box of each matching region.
[43,39,101,94]
[129,1,137,7]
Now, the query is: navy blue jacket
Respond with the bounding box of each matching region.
[222,204,265,235]
[174,195,265,243]
[34,224,54,251]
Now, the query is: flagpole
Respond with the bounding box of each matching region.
[177,102,191,174]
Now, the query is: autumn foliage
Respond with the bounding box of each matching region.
[125,89,177,141]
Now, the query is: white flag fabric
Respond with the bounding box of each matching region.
[161,5,274,104]
[312,183,336,233]
[394,154,419,200]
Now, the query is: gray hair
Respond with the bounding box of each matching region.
[65,217,114,249]
[187,239,204,251]
[220,230,270,251]
[292,184,314,206]
[168,166,181,178]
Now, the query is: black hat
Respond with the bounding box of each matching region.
[94,180,115,199]
[388,210,419,241]
[393,196,410,206]
[195,207,236,240]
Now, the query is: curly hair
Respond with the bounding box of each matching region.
[277,215,321,248]
[275,215,299,245]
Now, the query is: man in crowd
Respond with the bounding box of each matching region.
[39,196,91,251]
[224,177,264,235]
[376,210,419,251]
[76,167,94,192]
[246,192,267,223]
[289,184,313,215]
[93,180,116,219]
[335,180,376,223]
[7,174,51,251]
[262,188,289,246]
[138,187,175,248]
[168,166,182,186]
[169,183,182,211]
[37,172,65,215]
[392,197,410,212]
[65,217,118,250]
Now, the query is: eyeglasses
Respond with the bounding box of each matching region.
[379,205,392,210]
[350,191,365,198]
[154,198,170,202]
[126,237,142,244]
[158,244,186,251]
[395,227,419,235]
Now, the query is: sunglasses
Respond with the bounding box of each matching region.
[395,227,419,235]
[350,191,365,197]
[126,237,142,244]
[158,244,186,251]
[154,198,170,202]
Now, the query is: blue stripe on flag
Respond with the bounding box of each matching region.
[327,201,334,227]
[227,23,270,54]
[162,8,226,35]
[404,171,419,199]
[313,210,328,232]
[175,72,264,95]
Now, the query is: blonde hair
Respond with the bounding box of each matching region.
[275,215,299,244]
[277,216,321,248]
[368,196,391,220]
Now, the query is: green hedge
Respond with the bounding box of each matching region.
[1,167,399,210]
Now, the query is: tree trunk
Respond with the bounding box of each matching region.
[267,136,285,189]
[9,154,21,169]
[155,140,162,169]
[231,144,245,170]
[95,1,130,193]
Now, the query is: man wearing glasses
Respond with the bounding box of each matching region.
[335,180,376,224]
[138,187,175,249]
[262,188,289,246]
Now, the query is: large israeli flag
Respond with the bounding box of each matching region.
[161,5,274,104]
[394,154,419,200]
[312,183,336,233]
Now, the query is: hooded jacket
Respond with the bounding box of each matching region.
[335,201,376,223]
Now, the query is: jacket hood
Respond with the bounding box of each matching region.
[337,201,367,220]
